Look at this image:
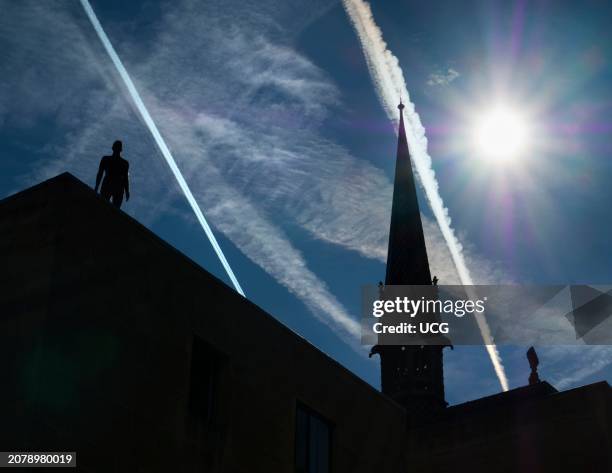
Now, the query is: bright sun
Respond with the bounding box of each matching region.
[472,105,530,162]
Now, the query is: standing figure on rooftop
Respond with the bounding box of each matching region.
[95,140,130,209]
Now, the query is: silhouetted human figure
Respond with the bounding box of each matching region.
[527,346,541,385]
[95,140,130,208]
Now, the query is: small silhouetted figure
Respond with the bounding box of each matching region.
[95,140,130,208]
[527,346,541,385]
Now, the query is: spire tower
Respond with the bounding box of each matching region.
[370,101,448,422]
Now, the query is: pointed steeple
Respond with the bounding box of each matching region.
[370,101,447,423]
[385,100,431,286]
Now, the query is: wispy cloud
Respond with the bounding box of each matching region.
[0,0,504,350]
[427,68,460,87]
[1,0,361,345]
[0,1,115,129]
[540,346,612,390]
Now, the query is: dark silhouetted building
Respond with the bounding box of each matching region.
[0,173,407,472]
[407,380,611,472]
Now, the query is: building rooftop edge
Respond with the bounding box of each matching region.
[0,171,406,414]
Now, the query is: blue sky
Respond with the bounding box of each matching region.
[1,0,611,404]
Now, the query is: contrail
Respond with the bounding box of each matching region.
[342,0,509,391]
[79,0,245,297]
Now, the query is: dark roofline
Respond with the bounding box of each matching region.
[550,380,611,397]
[0,172,75,207]
[1,171,406,413]
[449,379,611,417]
[448,381,558,414]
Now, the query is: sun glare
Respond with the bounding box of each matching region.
[472,105,530,162]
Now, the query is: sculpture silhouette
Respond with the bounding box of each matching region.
[95,140,130,208]
[527,346,541,385]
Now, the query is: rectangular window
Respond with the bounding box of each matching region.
[295,403,331,473]
[188,335,220,424]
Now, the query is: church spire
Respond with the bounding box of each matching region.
[385,101,431,286]
[370,101,447,423]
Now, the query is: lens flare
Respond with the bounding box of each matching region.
[473,105,530,162]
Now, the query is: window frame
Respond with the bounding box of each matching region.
[294,401,333,473]
[188,335,225,426]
